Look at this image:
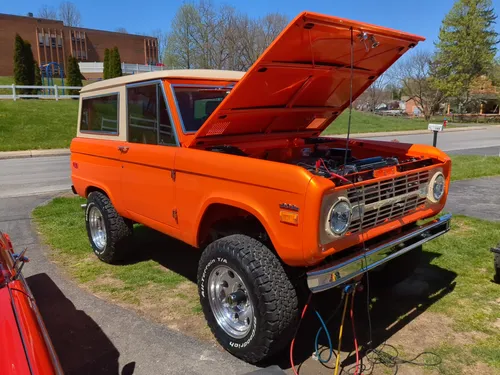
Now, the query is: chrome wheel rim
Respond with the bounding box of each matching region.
[208,265,254,339]
[89,206,107,251]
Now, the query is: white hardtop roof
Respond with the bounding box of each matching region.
[80,69,246,93]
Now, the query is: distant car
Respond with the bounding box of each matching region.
[0,231,63,375]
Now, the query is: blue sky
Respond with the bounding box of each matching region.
[2,0,500,51]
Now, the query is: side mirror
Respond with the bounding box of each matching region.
[12,248,29,279]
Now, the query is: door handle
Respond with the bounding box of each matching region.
[118,146,129,153]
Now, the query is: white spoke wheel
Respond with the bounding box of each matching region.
[85,191,133,264]
[198,234,298,364]
[208,265,254,339]
[88,206,107,251]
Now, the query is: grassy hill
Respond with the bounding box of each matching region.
[0,99,433,151]
[0,100,78,151]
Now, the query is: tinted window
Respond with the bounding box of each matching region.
[80,94,118,134]
[173,86,229,132]
[127,83,176,145]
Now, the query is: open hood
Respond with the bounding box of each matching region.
[188,11,425,147]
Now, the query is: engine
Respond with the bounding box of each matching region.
[287,147,403,180]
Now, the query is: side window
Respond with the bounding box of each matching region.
[80,94,119,134]
[127,83,176,145]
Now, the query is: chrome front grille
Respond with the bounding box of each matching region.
[347,170,430,234]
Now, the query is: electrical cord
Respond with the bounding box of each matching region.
[314,291,346,363]
[333,291,350,375]
[290,294,312,375]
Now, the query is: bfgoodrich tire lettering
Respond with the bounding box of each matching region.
[198,234,298,363]
[85,191,132,264]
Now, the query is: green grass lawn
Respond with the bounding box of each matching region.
[0,100,78,151]
[322,111,429,135]
[450,155,500,181]
[33,198,500,373]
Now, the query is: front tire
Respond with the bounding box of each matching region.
[197,234,298,364]
[85,191,132,264]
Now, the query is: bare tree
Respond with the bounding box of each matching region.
[393,50,445,120]
[164,3,199,69]
[37,5,57,20]
[150,29,168,64]
[164,0,287,70]
[115,27,128,34]
[58,1,81,27]
[355,72,391,112]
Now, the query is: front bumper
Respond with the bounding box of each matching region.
[307,213,452,293]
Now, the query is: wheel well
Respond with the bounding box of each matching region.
[197,204,273,250]
[85,186,108,198]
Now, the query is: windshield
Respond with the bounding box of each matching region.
[173,86,230,133]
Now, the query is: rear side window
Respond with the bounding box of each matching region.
[127,83,176,145]
[80,94,119,134]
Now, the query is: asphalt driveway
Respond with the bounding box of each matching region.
[0,193,255,374]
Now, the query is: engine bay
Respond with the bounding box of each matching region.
[205,138,435,184]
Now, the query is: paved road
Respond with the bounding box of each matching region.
[445,176,500,221]
[0,156,71,198]
[0,161,256,374]
[366,127,500,155]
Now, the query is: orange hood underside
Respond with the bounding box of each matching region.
[187,11,424,147]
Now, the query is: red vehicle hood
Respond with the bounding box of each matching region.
[188,11,424,146]
[0,288,32,375]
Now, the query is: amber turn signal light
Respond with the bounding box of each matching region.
[280,211,299,225]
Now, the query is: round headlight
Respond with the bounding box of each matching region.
[328,199,352,235]
[433,173,445,201]
[428,172,445,202]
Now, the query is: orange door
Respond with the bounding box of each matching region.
[120,81,179,229]
[120,144,177,227]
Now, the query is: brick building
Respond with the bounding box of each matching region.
[0,13,158,78]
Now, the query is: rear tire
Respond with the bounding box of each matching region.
[370,245,422,287]
[85,191,132,264]
[197,234,298,364]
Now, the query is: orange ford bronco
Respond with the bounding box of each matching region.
[71,11,451,363]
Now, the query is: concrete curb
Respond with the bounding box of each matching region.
[0,148,70,160]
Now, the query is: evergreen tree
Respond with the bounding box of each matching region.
[13,34,30,92]
[66,56,83,95]
[432,0,499,108]
[23,41,36,93]
[103,48,110,79]
[110,46,122,78]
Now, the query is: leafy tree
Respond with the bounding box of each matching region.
[66,56,83,95]
[103,48,110,79]
[110,46,122,78]
[432,0,499,110]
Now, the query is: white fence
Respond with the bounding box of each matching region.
[79,62,165,75]
[0,84,82,100]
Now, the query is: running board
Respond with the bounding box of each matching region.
[307,214,452,293]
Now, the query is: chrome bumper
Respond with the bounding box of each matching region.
[307,214,452,293]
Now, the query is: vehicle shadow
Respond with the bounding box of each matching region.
[264,250,457,372]
[118,227,457,374]
[27,273,136,375]
[121,225,201,283]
